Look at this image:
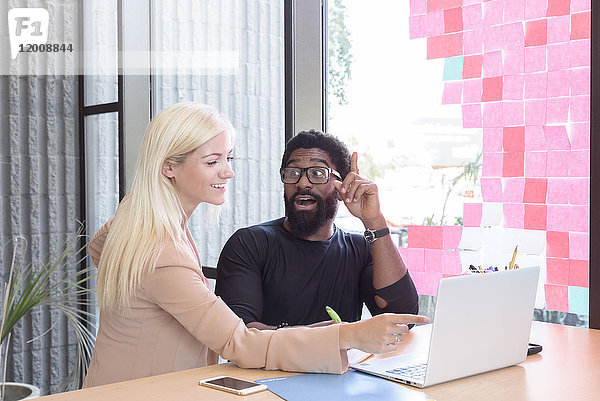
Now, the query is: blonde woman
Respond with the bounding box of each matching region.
[83,102,428,387]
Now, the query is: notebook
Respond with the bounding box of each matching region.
[350,266,539,388]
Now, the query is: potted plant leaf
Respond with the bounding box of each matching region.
[0,226,96,400]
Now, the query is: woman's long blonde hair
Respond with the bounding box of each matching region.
[96,102,235,313]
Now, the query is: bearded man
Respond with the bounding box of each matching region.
[215,130,419,329]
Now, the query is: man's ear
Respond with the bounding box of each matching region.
[162,162,176,179]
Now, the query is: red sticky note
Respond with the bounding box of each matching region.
[547,15,571,44]
[483,102,503,128]
[524,19,548,46]
[525,46,547,73]
[524,72,547,99]
[569,232,589,259]
[547,231,570,258]
[543,125,570,150]
[481,178,503,202]
[568,150,590,177]
[484,25,504,52]
[427,11,445,37]
[409,0,427,15]
[503,203,525,228]
[547,43,571,71]
[546,257,570,285]
[482,50,503,77]
[569,178,590,205]
[570,39,591,68]
[427,0,462,12]
[570,95,590,123]
[399,247,425,272]
[463,79,482,103]
[503,22,525,50]
[569,122,590,150]
[502,152,525,177]
[503,101,525,126]
[504,48,525,75]
[408,225,444,249]
[523,177,548,203]
[427,33,463,60]
[524,204,547,230]
[504,0,525,23]
[464,28,484,55]
[425,249,444,273]
[546,151,571,177]
[524,126,547,151]
[503,126,525,151]
[442,81,462,104]
[483,127,504,152]
[546,178,570,204]
[503,75,525,100]
[463,104,482,128]
[463,203,483,227]
[502,177,525,202]
[569,259,589,288]
[463,4,482,30]
[444,7,463,33]
[524,99,547,125]
[484,0,503,25]
[544,284,569,312]
[569,205,589,233]
[547,0,571,16]
[571,0,591,12]
[482,152,503,177]
[463,54,483,79]
[422,272,443,296]
[526,0,549,19]
[409,15,428,39]
[547,70,570,98]
[570,67,590,96]
[442,250,462,274]
[525,151,547,177]
[546,97,570,124]
[443,225,463,250]
[547,204,571,231]
[571,11,591,40]
[482,76,503,102]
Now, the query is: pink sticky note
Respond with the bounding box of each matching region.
[425,249,444,273]
[547,0,571,16]
[569,150,590,177]
[482,51,503,77]
[463,79,482,103]
[546,151,571,177]
[482,76,503,102]
[546,258,570,285]
[482,152,503,177]
[569,259,589,288]
[570,178,590,205]
[503,152,525,177]
[463,104,482,128]
[442,250,462,274]
[503,203,525,228]
[524,204,547,230]
[571,0,591,12]
[543,125,571,150]
[569,205,589,233]
[463,203,483,227]
[483,102,503,128]
[504,48,525,75]
[399,247,425,272]
[422,272,443,296]
[503,101,525,126]
[547,204,571,231]
[571,11,591,40]
[503,75,525,100]
[409,0,427,15]
[483,127,504,152]
[503,126,525,151]
[547,15,571,44]
[547,43,571,71]
[525,100,547,125]
[464,28,484,55]
[546,97,570,124]
[525,151,547,177]
[570,67,591,95]
[411,271,425,294]
[524,72,548,99]
[463,54,483,79]
[483,0,503,25]
[570,122,590,150]
[525,46,547,73]
[409,15,428,39]
[523,177,548,203]
[547,230,570,258]
[443,225,463,250]
[524,125,547,150]
[526,0,549,19]
[427,11,445,37]
[427,33,463,60]
[544,284,569,312]
[427,0,462,12]
[504,0,525,23]
[569,232,589,259]
[484,25,504,52]
[463,4,482,30]
[444,7,463,33]
[408,225,443,249]
[525,19,548,46]
[481,178,503,202]
[546,178,571,204]
[503,22,525,50]
[547,70,570,98]
[570,39,591,68]
[442,81,462,104]
[570,95,590,123]
[502,177,526,202]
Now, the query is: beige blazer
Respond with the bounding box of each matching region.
[83,219,348,388]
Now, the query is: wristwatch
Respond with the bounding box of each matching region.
[363,227,390,243]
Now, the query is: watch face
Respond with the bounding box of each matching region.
[364,230,375,243]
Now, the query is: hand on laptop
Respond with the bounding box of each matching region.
[339,313,429,354]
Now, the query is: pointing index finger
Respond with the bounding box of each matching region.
[351,152,359,175]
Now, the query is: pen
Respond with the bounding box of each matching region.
[509,246,518,270]
[325,306,342,323]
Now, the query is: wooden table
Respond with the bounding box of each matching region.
[40,321,600,400]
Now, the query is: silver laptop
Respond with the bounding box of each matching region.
[351,267,539,388]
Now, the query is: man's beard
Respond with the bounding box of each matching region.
[284,189,339,238]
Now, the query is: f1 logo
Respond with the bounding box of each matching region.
[8,8,49,59]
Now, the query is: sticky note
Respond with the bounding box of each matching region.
[427,33,463,60]
[503,101,525,126]
[399,247,425,272]
[546,231,570,258]
[463,79,482,103]
[570,67,590,95]
[571,0,592,12]
[482,152,503,177]
[515,228,546,254]
[546,178,570,204]
[543,125,570,150]
[568,150,590,177]
[569,232,589,259]
[462,4,482,30]
[504,0,525,23]
[463,104,482,128]
[484,0,504,25]
[524,125,547,151]
[569,259,589,287]
[570,95,590,123]
[503,203,525,228]
[503,126,525,151]
[503,22,525,49]
[442,81,462,104]
[570,39,591,68]
[547,0,571,16]
[544,284,569,312]
[482,50,503,77]
[444,7,463,33]
[481,202,503,226]
[481,178,503,202]
[442,250,462,274]
[427,11,445,37]
[569,122,590,150]
[409,15,428,39]
[523,177,547,203]
[546,151,571,177]
[524,204,547,230]
[547,204,571,231]
[463,54,483,79]
[547,70,571,98]
[443,225,463,250]
[502,152,525,177]
[546,97,570,124]
[525,46,547,73]
[482,76,503,102]
[503,48,525,75]
[524,72,547,99]
[411,271,425,294]
[483,102,503,128]
[546,257,570,285]
[422,272,443,296]
[569,178,590,205]
[503,74,525,100]
[503,177,526,203]
[524,151,547,177]
[547,43,571,71]
[443,57,464,81]
[463,28,484,55]
[409,0,426,16]
[526,0,549,19]
[427,0,462,12]
[425,249,444,272]
[459,227,482,250]
[463,202,483,227]
[568,286,589,315]
[547,15,571,44]
[524,99,546,125]
[571,11,591,40]
[569,205,589,233]
[408,225,443,249]
[484,25,504,52]
[483,127,503,152]
[524,19,548,46]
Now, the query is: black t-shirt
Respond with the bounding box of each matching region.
[215,217,419,326]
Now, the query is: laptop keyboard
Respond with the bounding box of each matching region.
[386,363,428,381]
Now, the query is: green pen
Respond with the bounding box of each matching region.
[325,306,342,323]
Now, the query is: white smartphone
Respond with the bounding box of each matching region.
[199,376,268,396]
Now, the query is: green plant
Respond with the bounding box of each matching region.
[0,227,96,394]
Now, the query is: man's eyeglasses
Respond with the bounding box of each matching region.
[280,166,342,184]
